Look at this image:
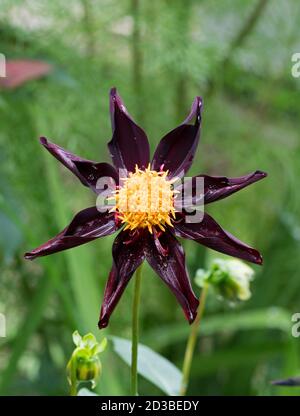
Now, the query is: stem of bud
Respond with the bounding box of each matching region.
[131,264,143,396]
[180,283,209,396]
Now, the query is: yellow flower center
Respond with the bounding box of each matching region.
[111,165,176,233]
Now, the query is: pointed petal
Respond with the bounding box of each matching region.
[271,377,300,387]
[108,88,150,172]
[202,171,267,204]
[73,160,118,194]
[151,96,203,177]
[176,171,267,208]
[145,231,199,323]
[98,230,145,328]
[25,207,118,260]
[174,212,263,265]
[40,137,118,193]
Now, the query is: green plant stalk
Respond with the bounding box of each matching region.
[180,283,209,396]
[131,264,143,396]
[70,384,77,396]
[70,358,78,396]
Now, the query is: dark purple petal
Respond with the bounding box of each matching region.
[108,88,150,172]
[174,212,263,265]
[145,231,199,323]
[176,171,267,208]
[151,96,203,177]
[98,230,146,328]
[271,377,300,387]
[202,171,267,204]
[24,207,118,260]
[40,137,118,193]
[73,160,118,194]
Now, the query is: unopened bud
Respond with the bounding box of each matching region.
[195,258,255,302]
[67,331,107,392]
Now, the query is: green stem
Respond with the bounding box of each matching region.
[70,358,78,396]
[131,264,143,396]
[70,383,77,397]
[180,284,209,396]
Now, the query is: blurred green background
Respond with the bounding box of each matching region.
[0,0,300,396]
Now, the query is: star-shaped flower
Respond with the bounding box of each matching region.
[25,88,267,328]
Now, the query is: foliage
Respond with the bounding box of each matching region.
[111,336,182,396]
[0,0,299,396]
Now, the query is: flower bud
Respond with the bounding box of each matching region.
[195,258,255,302]
[67,331,107,391]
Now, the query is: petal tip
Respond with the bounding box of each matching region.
[251,250,263,265]
[255,170,268,179]
[110,87,117,97]
[191,96,203,124]
[109,87,124,112]
[24,252,35,261]
[257,254,263,265]
[187,298,199,324]
[188,309,198,324]
[98,317,108,330]
[39,136,48,146]
[196,95,203,105]
[195,96,203,111]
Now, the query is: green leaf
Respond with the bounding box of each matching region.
[190,341,289,378]
[110,336,182,396]
[144,307,291,349]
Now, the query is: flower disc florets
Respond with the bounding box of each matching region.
[112,164,177,233]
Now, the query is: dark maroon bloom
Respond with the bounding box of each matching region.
[25,88,267,328]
